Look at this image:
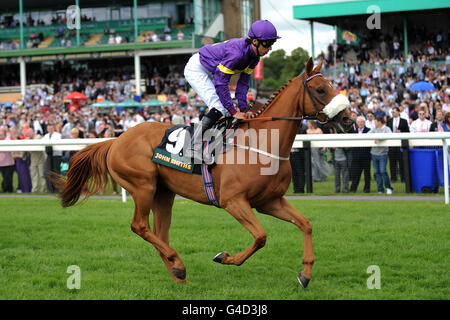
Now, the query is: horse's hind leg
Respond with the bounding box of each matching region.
[107,131,185,283]
[213,197,267,266]
[129,185,186,283]
[256,197,314,288]
[152,184,186,282]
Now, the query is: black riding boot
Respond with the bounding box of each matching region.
[187,108,222,164]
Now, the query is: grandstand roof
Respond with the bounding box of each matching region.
[293,0,450,21]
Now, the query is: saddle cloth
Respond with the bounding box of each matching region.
[152,117,236,174]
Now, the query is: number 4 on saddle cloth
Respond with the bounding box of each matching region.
[152,117,237,175]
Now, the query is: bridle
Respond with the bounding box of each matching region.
[301,72,329,124]
[242,72,331,123]
[229,72,350,160]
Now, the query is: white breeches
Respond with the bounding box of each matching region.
[184,53,231,117]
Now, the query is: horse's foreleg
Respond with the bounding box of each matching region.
[256,197,314,288]
[130,188,186,283]
[214,198,266,266]
[152,186,186,282]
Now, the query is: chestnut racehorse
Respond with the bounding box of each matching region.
[55,57,353,287]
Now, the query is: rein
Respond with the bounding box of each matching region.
[232,143,290,161]
[227,72,332,161]
[243,72,328,123]
[241,116,314,122]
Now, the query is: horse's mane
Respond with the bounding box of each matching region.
[249,78,295,119]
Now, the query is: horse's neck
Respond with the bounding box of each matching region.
[261,78,302,118]
[253,77,303,157]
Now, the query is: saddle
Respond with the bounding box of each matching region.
[152,117,237,174]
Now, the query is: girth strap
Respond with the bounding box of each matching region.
[201,141,220,208]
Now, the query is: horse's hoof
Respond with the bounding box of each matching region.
[213,252,228,263]
[172,268,186,280]
[297,273,310,288]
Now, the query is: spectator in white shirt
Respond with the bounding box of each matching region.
[115,34,122,44]
[399,104,410,124]
[33,117,44,135]
[61,117,75,139]
[410,110,432,133]
[365,111,376,129]
[442,96,450,113]
[129,114,144,128]
[43,123,62,193]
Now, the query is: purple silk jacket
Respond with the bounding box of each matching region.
[199,38,259,115]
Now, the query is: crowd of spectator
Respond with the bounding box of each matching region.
[325,25,448,67]
[0,14,94,29]
[0,26,185,51]
[0,12,188,51]
[0,13,95,50]
[141,27,184,43]
[0,27,449,194]
[291,30,450,195]
[0,62,212,193]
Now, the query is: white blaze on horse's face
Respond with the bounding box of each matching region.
[322,94,350,119]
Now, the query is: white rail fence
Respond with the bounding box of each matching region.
[293,132,449,204]
[0,138,128,203]
[0,132,449,204]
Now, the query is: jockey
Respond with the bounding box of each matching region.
[184,19,280,162]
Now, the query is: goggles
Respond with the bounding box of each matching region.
[259,39,276,48]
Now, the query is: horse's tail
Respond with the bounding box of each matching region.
[54,139,115,207]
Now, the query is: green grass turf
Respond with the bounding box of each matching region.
[0,197,448,300]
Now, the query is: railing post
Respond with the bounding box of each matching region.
[45,145,55,192]
[45,146,54,171]
[443,139,449,205]
[304,141,313,193]
[401,139,412,193]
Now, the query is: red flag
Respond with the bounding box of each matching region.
[253,60,263,79]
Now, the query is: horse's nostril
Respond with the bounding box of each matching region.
[343,117,353,124]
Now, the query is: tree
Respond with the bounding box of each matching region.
[281,47,309,83]
[262,47,310,89]
[262,49,286,89]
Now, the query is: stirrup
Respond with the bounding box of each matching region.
[203,153,214,165]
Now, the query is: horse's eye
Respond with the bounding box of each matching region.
[316,88,325,94]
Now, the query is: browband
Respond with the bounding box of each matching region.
[305,73,323,82]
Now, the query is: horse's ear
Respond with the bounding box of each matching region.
[305,57,313,77]
[312,57,323,74]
